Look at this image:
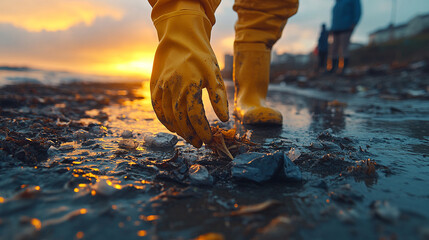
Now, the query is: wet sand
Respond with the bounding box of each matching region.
[0,73,428,239]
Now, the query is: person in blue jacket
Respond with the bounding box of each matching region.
[329,0,361,74]
[317,23,329,72]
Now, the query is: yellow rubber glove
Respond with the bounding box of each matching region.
[150,9,229,148]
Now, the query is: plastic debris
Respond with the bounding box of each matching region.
[371,200,400,223]
[207,126,255,160]
[188,164,213,185]
[232,151,301,183]
[118,139,139,150]
[229,200,281,216]
[194,233,225,240]
[287,148,301,161]
[232,152,281,183]
[144,132,178,149]
[120,130,133,138]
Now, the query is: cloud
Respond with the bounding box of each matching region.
[0,0,124,32]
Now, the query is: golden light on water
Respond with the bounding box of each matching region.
[79,208,88,215]
[137,230,147,237]
[31,218,42,231]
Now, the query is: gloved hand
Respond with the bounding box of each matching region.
[150,10,229,148]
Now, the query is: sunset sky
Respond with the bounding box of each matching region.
[0,0,428,79]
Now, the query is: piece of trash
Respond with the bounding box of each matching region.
[287,148,301,161]
[118,139,139,150]
[232,151,301,183]
[121,130,133,138]
[347,159,377,176]
[144,132,178,149]
[232,152,281,183]
[371,200,400,223]
[188,164,213,186]
[207,126,255,160]
[229,200,281,216]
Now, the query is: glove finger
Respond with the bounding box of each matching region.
[206,67,229,122]
[187,89,212,144]
[173,93,203,148]
[152,86,175,133]
[160,90,177,133]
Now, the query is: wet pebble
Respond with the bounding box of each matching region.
[310,141,324,150]
[144,132,178,149]
[188,164,213,185]
[337,208,359,224]
[121,130,133,138]
[371,200,400,223]
[321,141,342,151]
[58,143,74,151]
[72,129,92,141]
[91,179,117,196]
[47,146,59,156]
[90,125,108,136]
[118,139,139,150]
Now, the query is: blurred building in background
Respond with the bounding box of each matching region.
[370,13,429,45]
[221,54,233,79]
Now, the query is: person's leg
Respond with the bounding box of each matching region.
[329,32,340,74]
[340,30,353,74]
[233,0,299,125]
[148,0,229,148]
[320,51,328,71]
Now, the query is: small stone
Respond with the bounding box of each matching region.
[337,209,359,224]
[47,146,59,156]
[58,143,74,151]
[371,200,400,223]
[90,125,108,136]
[91,179,118,196]
[72,129,92,141]
[121,130,133,138]
[321,141,342,151]
[310,142,324,150]
[282,153,302,181]
[118,139,139,150]
[144,132,178,149]
[188,164,213,185]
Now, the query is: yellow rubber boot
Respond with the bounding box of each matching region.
[233,0,299,125]
[149,0,229,148]
[233,43,282,125]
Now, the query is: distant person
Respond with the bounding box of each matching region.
[147,0,299,148]
[317,23,329,72]
[329,0,361,74]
